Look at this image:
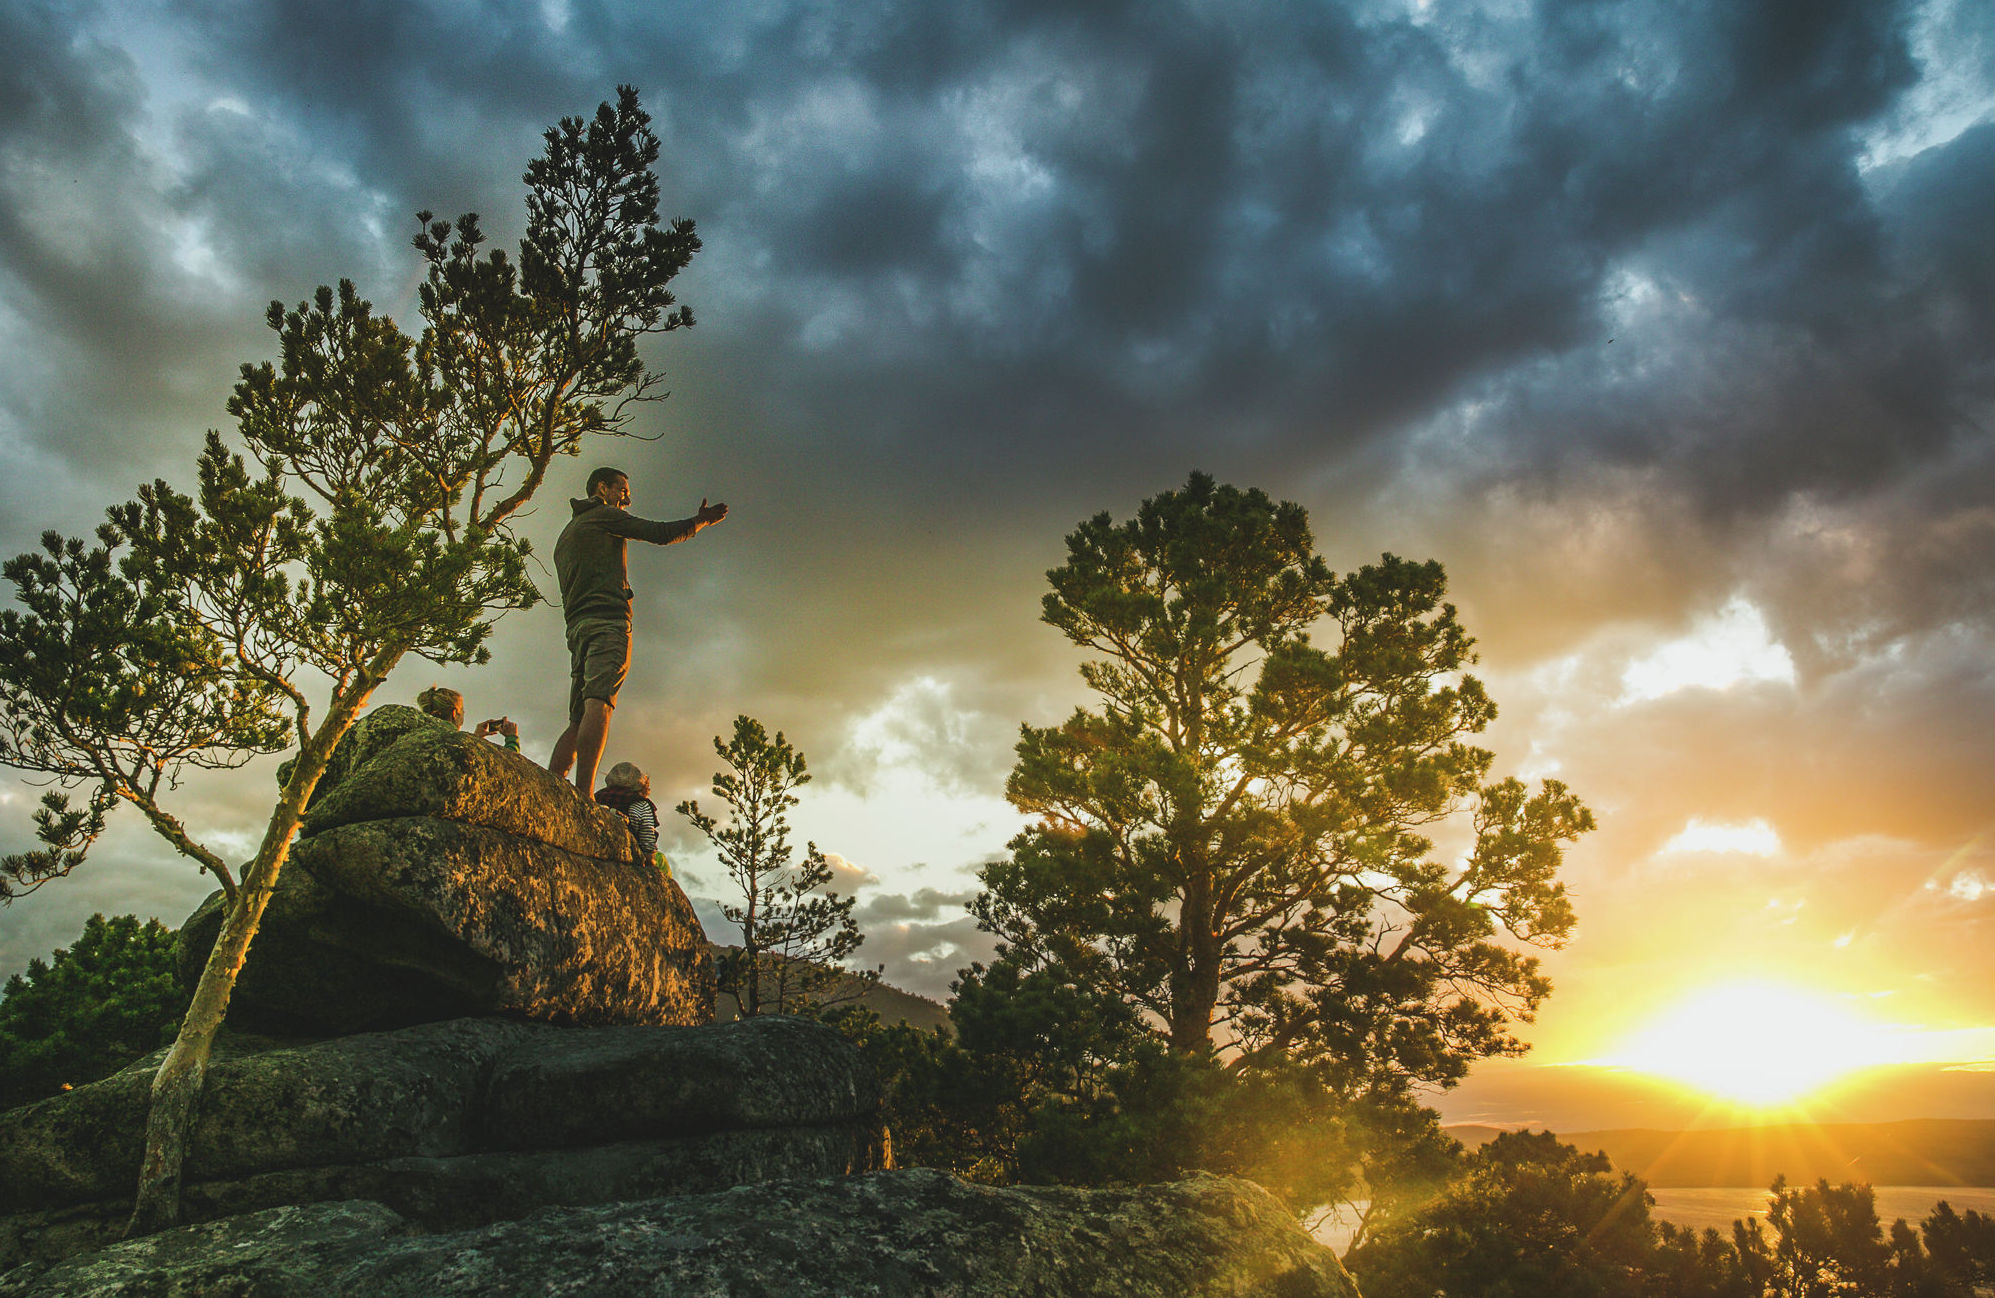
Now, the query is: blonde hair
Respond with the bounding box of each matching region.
[416,686,464,726]
[603,761,648,790]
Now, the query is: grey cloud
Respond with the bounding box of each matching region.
[0,0,433,536]
[165,0,574,207]
[686,895,732,943]
[1880,119,1995,335]
[22,0,1978,543]
[1391,4,1991,543]
[1490,620,1995,861]
[852,889,995,1000]
[0,1,225,497]
[822,851,881,890]
[854,887,978,926]
[0,769,250,983]
[680,888,992,1001]
[826,674,1026,798]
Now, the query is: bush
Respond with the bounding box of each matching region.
[1348,1132,1995,1298]
[0,913,186,1108]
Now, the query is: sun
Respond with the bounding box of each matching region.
[1601,981,1906,1107]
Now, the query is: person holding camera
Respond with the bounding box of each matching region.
[415,685,521,753]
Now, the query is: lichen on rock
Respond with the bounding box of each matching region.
[0,1170,1360,1297]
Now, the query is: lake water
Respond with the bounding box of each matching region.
[1312,1187,1995,1254]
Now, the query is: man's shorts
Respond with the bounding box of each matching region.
[566,617,631,725]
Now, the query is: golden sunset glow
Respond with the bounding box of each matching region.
[1602,982,1910,1107]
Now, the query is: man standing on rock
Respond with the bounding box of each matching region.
[549,467,727,794]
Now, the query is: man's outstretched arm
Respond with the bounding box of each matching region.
[596,498,729,546]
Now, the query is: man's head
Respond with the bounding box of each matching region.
[587,467,631,509]
[416,686,465,728]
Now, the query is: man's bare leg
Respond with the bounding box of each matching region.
[549,721,580,780]
[571,697,613,794]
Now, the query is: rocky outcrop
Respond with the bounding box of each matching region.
[180,705,712,1034]
[296,707,635,856]
[274,703,442,812]
[0,1170,1360,1297]
[0,1016,887,1272]
[0,703,1363,1294]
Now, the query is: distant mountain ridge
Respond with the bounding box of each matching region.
[1449,1119,1995,1187]
[704,945,951,1032]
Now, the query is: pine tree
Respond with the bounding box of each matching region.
[679,716,875,1016]
[0,87,700,1231]
[968,472,1592,1094]
[0,914,188,1109]
[952,472,1593,1197]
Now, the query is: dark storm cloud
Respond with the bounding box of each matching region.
[0,0,416,518]
[164,0,568,204]
[0,0,204,485]
[24,0,1974,531]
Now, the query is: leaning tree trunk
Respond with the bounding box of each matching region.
[124,677,382,1236]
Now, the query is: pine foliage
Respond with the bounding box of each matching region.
[679,716,875,1017]
[0,914,187,1109]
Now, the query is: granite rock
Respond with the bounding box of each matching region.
[0,1170,1360,1297]
[0,1016,887,1272]
[297,708,636,859]
[179,709,712,1034]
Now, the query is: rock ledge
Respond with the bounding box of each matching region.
[181,704,713,1034]
[0,1016,886,1271]
[0,1169,1360,1297]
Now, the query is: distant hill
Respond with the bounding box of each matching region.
[1436,1059,1995,1132]
[1448,1119,1995,1187]
[705,945,951,1033]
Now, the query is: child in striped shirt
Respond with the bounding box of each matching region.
[595,761,661,865]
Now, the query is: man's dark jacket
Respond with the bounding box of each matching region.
[553,497,700,626]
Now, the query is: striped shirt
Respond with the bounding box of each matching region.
[621,797,660,857]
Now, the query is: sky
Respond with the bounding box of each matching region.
[2,0,1993,1130]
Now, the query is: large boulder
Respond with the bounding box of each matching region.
[180,705,712,1034]
[295,706,636,857]
[274,704,444,811]
[0,1016,887,1272]
[0,1170,1360,1297]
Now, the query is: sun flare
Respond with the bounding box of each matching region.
[1603,981,1907,1107]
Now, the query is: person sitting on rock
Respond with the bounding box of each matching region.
[594,761,662,865]
[416,685,521,753]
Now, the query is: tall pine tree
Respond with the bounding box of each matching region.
[957,472,1592,1192]
[0,87,701,1231]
